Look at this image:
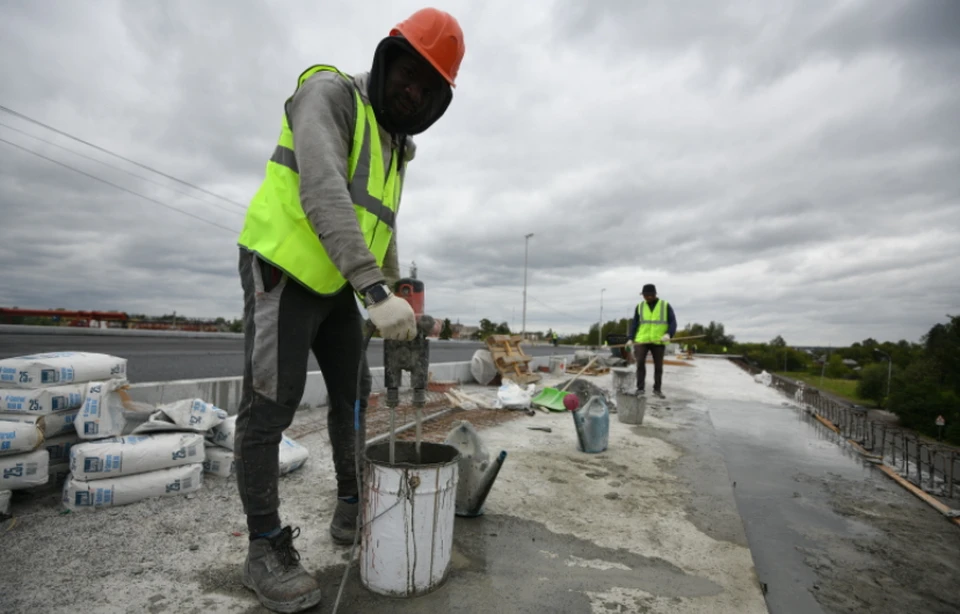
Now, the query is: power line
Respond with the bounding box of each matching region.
[0,136,240,235]
[0,105,247,210]
[0,121,245,218]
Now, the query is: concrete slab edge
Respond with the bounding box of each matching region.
[807,401,960,527]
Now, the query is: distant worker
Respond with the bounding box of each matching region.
[552,332,559,347]
[626,284,677,397]
[234,9,465,612]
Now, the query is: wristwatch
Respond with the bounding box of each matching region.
[362,283,391,307]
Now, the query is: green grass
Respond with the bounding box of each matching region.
[776,371,874,406]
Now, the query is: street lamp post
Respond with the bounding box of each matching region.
[598,288,606,347]
[875,349,892,400]
[521,233,533,341]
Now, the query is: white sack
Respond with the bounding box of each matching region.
[470,350,498,385]
[130,411,181,435]
[43,433,81,465]
[76,380,127,439]
[207,415,237,450]
[0,352,126,388]
[203,445,234,477]
[1,384,86,413]
[279,435,308,475]
[0,489,10,515]
[43,409,80,437]
[1,410,81,438]
[494,381,535,409]
[0,421,44,457]
[62,463,203,511]
[754,370,773,387]
[70,432,204,481]
[0,449,49,490]
[155,398,227,432]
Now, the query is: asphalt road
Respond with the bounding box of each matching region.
[0,333,573,383]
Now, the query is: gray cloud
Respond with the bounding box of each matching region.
[1,0,958,345]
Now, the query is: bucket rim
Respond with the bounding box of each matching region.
[365,441,461,468]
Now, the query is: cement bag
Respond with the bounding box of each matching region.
[279,435,308,475]
[43,433,81,465]
[1,384,86,413]
[470,350,498,385]
[0,449,49,490]
[1,410,80,438]
[0,421,44,457]
[155,398,228,432]
[76,379,127,439]
[130,411,181,435]
[62,463,203,511]
[203,444,234,477]
[70,432,204,481]
[207,415,237,450]
[0,489,10,515]
[43,409,80,437]
[0,352,126,388]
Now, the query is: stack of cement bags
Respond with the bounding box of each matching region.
[62,397,226,511]
[0,352,128,508]
[205,415,309,478]
[63,432,206,511]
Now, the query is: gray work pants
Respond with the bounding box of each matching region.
[235,248,371,534]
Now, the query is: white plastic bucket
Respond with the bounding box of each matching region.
[361,441,460,597]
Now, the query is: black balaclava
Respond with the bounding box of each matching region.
[368,36,453,136]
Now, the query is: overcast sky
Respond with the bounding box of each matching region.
[1,0,958,345]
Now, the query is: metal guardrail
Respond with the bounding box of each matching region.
[732,359,960,501]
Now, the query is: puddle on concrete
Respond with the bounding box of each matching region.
[306,514,721,613]
[703,399,879,614]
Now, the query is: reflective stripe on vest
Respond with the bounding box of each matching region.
[237,64,401,295]
[634,300,670,344]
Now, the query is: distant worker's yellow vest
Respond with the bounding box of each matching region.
[634,300,670,345]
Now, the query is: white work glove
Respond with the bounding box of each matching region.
[661,334,671,343]
[626,340,634,350]
[367,294,416,340]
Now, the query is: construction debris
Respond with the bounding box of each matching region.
[485,335,541,386]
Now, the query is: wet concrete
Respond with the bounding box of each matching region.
[704,398,879,614]
[308,515,722,613]
[189,515,723,613]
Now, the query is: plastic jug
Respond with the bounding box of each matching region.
[574,396,610,453]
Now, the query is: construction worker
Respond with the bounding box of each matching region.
[552,332,559,347]
[626,284,677,397]
[234,9,465,612]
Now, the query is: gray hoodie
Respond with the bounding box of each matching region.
[286,70,413,293]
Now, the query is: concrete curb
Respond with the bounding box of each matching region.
[127,355,576,413]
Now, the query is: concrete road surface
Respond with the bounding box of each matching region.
[0,331,575,382]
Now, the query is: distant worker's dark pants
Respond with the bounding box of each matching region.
[235,249,371,535]
[634,343,666,392]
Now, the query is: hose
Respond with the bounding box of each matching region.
[331,324,376,614]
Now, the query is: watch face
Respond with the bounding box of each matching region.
[365,284,388,306]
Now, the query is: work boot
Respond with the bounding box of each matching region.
[242,526,322,613]
[329,498,359,545]
[653,389,665,399]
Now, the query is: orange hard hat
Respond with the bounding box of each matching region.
[390,8,465,87]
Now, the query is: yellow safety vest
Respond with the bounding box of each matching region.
[634,300,670,344]
[238,65,402,295]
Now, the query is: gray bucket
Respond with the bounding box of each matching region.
[617,391,646,425]
[611,367,633,393]
[360,441,461,597]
